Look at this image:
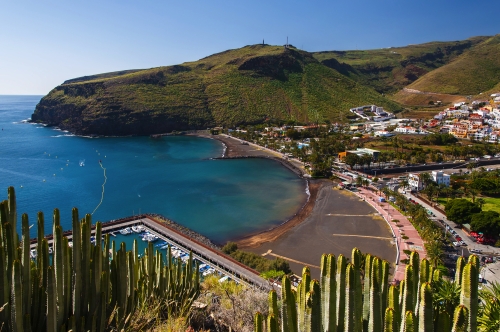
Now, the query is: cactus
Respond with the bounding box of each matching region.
[267,314,278,332]
[321,253,336,332]
[351,248,363,332]
[336,254,347,331]
[460,263,477,332]
[345,263,356,332]
[451,305,468,332]
[306,280,321,332]
[418,283,433,332]
[402,311,415,332]
[281,275,298,332]
[388,285,400,331]
[384,308,397,332]
[1,187,201,332]
[368,257,382,332]
[363,253,373,328]
[455,256,465,285]
[419,259,430,284]
[254,312,264,332]
[298,266,311,331]
[400,265,414,331]
[268,290,279,332]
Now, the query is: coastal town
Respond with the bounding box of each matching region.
[224,96,500,284]
[3,2,500,328]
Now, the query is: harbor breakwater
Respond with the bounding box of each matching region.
[32,213,220,250]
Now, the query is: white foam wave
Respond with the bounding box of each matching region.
[50,134,76,138]
[305,181,310,200]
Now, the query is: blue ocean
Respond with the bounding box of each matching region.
[0,95,307,244]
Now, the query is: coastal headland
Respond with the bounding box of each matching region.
[193,132,396,278]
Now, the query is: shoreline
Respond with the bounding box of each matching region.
[188,131,324,248]
[235,179,326,248]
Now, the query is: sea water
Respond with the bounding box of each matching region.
[0,95,306,244]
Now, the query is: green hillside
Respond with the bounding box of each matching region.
[407,35,500,95]
[32,45,400,136]
[313,36,488,94]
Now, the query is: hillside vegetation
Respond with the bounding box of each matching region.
[32,45,400,136]
[406,35,500,95]
[313,36,487,94]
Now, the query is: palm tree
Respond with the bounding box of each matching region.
[478,282,500,332]
[419,172,433,188]
[425,241,444,267]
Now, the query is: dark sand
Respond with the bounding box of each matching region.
[245,186,397,279]
[191,132,396,279]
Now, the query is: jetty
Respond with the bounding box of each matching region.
[30,214,272,291]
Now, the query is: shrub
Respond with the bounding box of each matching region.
[222,241,238,254]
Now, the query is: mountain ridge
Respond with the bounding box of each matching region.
[31,45,400,135]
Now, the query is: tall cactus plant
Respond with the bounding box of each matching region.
[320,253,336,332]
[0,186,201,332]
[460,263,477,332]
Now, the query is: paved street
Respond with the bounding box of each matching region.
[402,191,500,285]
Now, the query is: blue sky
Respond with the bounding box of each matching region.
[0,0,498,94]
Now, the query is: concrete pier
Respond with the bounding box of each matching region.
[30,215,272,291]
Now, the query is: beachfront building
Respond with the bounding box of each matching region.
[408,173,423,191]
[431,171,450,187]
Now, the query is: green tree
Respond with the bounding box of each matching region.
[343,153,359,169]
[470,211,500,236]
[445,199,481,225]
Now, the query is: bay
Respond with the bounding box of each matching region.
[0,95,307,244]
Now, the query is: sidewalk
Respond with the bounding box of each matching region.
[354,186,426,282]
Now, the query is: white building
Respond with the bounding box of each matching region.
[374,130,393,137]
[408,173,423,191]
[431,171,450,187]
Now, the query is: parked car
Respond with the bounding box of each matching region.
[470,249,482,254]
[452,241,460,247]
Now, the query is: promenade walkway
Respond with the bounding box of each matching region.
[334,171,426,282]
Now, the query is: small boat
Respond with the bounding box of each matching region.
[109,232,116,237]
[160,244,169,250]
[68,242,73,248]
[30,249,37,259]
[119,228,132,235]
[155,241,168,248]
[199,264,209,272]
[142,234,159,242]
[48,247,53,254]
[203,268,216,277]
[132,225,144,233]
[79,160,85,167]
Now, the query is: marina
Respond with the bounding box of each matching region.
[29,214,271,291]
